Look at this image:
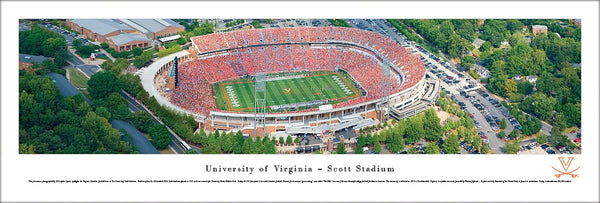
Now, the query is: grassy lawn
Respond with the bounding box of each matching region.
[80,89,91,99]
[159,148,175,154]
[69,69,89,88]
[562,126,579,134]
[97,55,110,60]
[214,71,360,112]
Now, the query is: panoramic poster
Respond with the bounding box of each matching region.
[3,1,598,202]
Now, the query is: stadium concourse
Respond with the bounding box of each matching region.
[141,26,437,138]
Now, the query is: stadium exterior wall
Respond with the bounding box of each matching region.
[142,48,426,135]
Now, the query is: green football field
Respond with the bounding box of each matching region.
[214,72,360,112]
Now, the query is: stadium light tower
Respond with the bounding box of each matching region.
[378,63,391,123]
[254,73,267,138]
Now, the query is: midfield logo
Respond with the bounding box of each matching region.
[552,157,580,178]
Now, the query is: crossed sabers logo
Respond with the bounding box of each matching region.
[552,157,580,178]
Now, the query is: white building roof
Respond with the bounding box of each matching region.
[119,19,183,34]
[108,33,151,46]
[159,35,181,43]
[69,19,133,35]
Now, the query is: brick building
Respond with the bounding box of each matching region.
[66,19,136,44]
[569,19,581,27]
[19,54,53,70]
[107,33,152,51]
[118,19,184,40]
[532,25,548,35]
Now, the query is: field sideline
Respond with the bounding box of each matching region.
[214,72,360,112]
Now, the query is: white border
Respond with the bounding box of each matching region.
[2,1,598,202]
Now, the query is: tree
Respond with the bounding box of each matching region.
[336,142,346,154]
[480,41,492,52]
[460,55,475,69]
[148,124,171,149]
[535,134,548,144]
[549,126,569,148]
[88,71,120,99]
[365,133,373,146]
[129,111,153,133]
[446,34,466,58]
[425,142,440,154]
[481,143,490,154]
[251,20,263,28]
[184,149,199,154]
[439,20,455,37]
[386,133,405,153]
[497,130,506,138]
[504,141,520,154]
[355,145,364,154]
[373,141,382,154]
[503,79,518,97]
[286,135,293,146]
[113,103,131,120]
[443,134,460,154]
[423,108,443,141]
[75,44,100,58]
[506,19,524,32]
[294,136,300,145]
[131,47,143,56]
[100,43,109,49]
[408,147,419,154]
[473,135,482,151]
[532,93,558,121]
[509,129,520,139]
[500,118,507,129]
[561,102,580,127]
[553,112,567,131]
[94,106,111,121]
[72,38,82,47]
[19,144,36,154]
[176,37,187,45]
[405,116,424,144]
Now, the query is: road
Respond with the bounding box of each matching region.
[120,91,189,154]
[77,64,100,77]
[110,120,160,154]
[46,73,92,104]
[453,92,503,153]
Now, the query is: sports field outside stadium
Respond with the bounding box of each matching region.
[214,71,362,112]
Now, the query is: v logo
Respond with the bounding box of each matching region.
[552,157,580,178]
[558,157,574,171]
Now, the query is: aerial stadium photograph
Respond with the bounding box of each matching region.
[18,18,581,155]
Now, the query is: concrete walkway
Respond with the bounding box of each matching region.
[99,48,116,61]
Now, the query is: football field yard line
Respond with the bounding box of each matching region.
[239,82,254,110]
[337,72,359,97]
[221,83,234,111]
[310,75,331,101]
[305,76,324,100]
[282,79,299,104]
[245,83,257,109]
[218,72,360,112]
[270,80,287,105]
[323,75,343,99]
[312,75,336,100]
[294,78,312,103]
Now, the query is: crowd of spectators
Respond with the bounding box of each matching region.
[176,27,425,116]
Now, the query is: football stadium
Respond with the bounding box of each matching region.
[141,26,439,140]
